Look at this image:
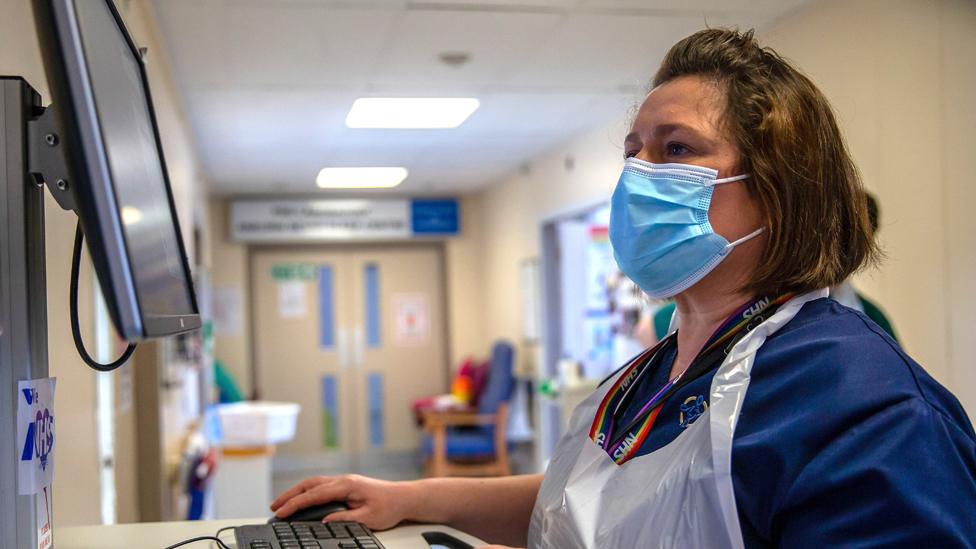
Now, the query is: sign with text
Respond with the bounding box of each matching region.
[231,199,459,242]
[18,377,56,496]
[392,293,430,346]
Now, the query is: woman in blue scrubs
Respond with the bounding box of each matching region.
[270,28,976,548]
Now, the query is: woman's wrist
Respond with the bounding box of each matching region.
[396,478,440,524]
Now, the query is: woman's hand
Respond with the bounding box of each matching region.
[270,474,414,531]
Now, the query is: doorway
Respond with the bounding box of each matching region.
[250,243,449,466]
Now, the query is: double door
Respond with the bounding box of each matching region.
[251,244,447,457]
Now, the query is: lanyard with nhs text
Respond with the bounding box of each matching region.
[589,293,793,465]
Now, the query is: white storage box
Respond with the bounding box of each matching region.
[215,401,300,446]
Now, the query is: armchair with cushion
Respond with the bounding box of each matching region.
[422,341,516,477]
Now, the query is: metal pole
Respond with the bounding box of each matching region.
[0,76,49,549]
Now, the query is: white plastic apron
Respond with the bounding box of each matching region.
[529,290,827,549]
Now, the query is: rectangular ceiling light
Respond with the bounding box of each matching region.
[345,97,480,129]
[316,167,408,189]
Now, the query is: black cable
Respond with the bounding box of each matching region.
[163,526,235,549]
[162,535,232,549]
[71,221,136,372]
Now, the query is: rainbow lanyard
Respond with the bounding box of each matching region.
[589,293,794,465]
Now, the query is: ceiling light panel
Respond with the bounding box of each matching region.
[316,167,409,188]
[345,97,480,128]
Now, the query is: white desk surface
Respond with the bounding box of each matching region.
[54,519,487,549]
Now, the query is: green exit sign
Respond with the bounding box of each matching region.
[270,264,317,281]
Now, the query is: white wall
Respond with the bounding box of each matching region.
[467,0,976,416]
[0,0,208,526]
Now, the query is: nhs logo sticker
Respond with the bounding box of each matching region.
[17,377,56,495]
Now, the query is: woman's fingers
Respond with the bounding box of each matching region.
[270,476,328,511]
[322,508,370,526]
[274,479,352,518]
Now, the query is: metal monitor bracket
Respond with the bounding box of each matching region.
[27,103,76,213]
[1,76,76,549]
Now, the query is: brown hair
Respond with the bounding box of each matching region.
[653,28,879,296]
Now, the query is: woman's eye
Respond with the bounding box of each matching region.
[666,142,690,156]
[624,150,639,159]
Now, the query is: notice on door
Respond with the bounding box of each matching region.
[278,280,307,319]
[392,293,430,346]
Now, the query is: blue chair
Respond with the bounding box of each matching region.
[422,341,516,477]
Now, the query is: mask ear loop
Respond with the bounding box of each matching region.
[724,227,765,252]
[707,173,762,251]
[709,173,751,185]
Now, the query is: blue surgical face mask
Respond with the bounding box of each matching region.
[609,158,763,299]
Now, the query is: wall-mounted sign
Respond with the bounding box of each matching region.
[392,293,430,346]
[231,199,459,242]
[18,378,56,496]
[277,280,307,319]
[270,263,318,281]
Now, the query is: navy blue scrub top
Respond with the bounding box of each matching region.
[613,297,976,548]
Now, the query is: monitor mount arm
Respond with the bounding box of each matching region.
[26,104,76,212]
[25,103,136,372]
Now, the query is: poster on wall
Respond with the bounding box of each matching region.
[18,378,56,496]
[277,280,307,319]
[520,259,541,343]
[212,287,243,337]
[392,293,430,346]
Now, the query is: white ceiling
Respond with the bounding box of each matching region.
[151,0,810,196]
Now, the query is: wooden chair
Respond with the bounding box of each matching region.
[421,341,515,477]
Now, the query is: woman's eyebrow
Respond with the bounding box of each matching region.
[653,122,718,147]
[653,122,700,138]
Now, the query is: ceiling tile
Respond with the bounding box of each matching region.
[219,4,400,88]
[503,13,709,89]
[577,0,807,12]
[371,10,563,88]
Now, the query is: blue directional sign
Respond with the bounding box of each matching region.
[410,199,459,235]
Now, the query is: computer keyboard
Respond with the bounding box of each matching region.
[234,520,385,549]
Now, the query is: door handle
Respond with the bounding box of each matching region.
[352,326,364,368]
[338,327,349,368]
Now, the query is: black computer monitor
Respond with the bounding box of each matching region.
[32,0,200,340]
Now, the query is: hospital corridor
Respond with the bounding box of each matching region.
[1,0,975,548]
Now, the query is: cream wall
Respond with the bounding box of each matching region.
[763,0,976,414]
[209,199,252,396]
[444,194,488,368]
[468,0,976,416]
[0,0,208,526]
[475,122,631,368]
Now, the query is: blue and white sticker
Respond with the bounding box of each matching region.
[18,377,56,495]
